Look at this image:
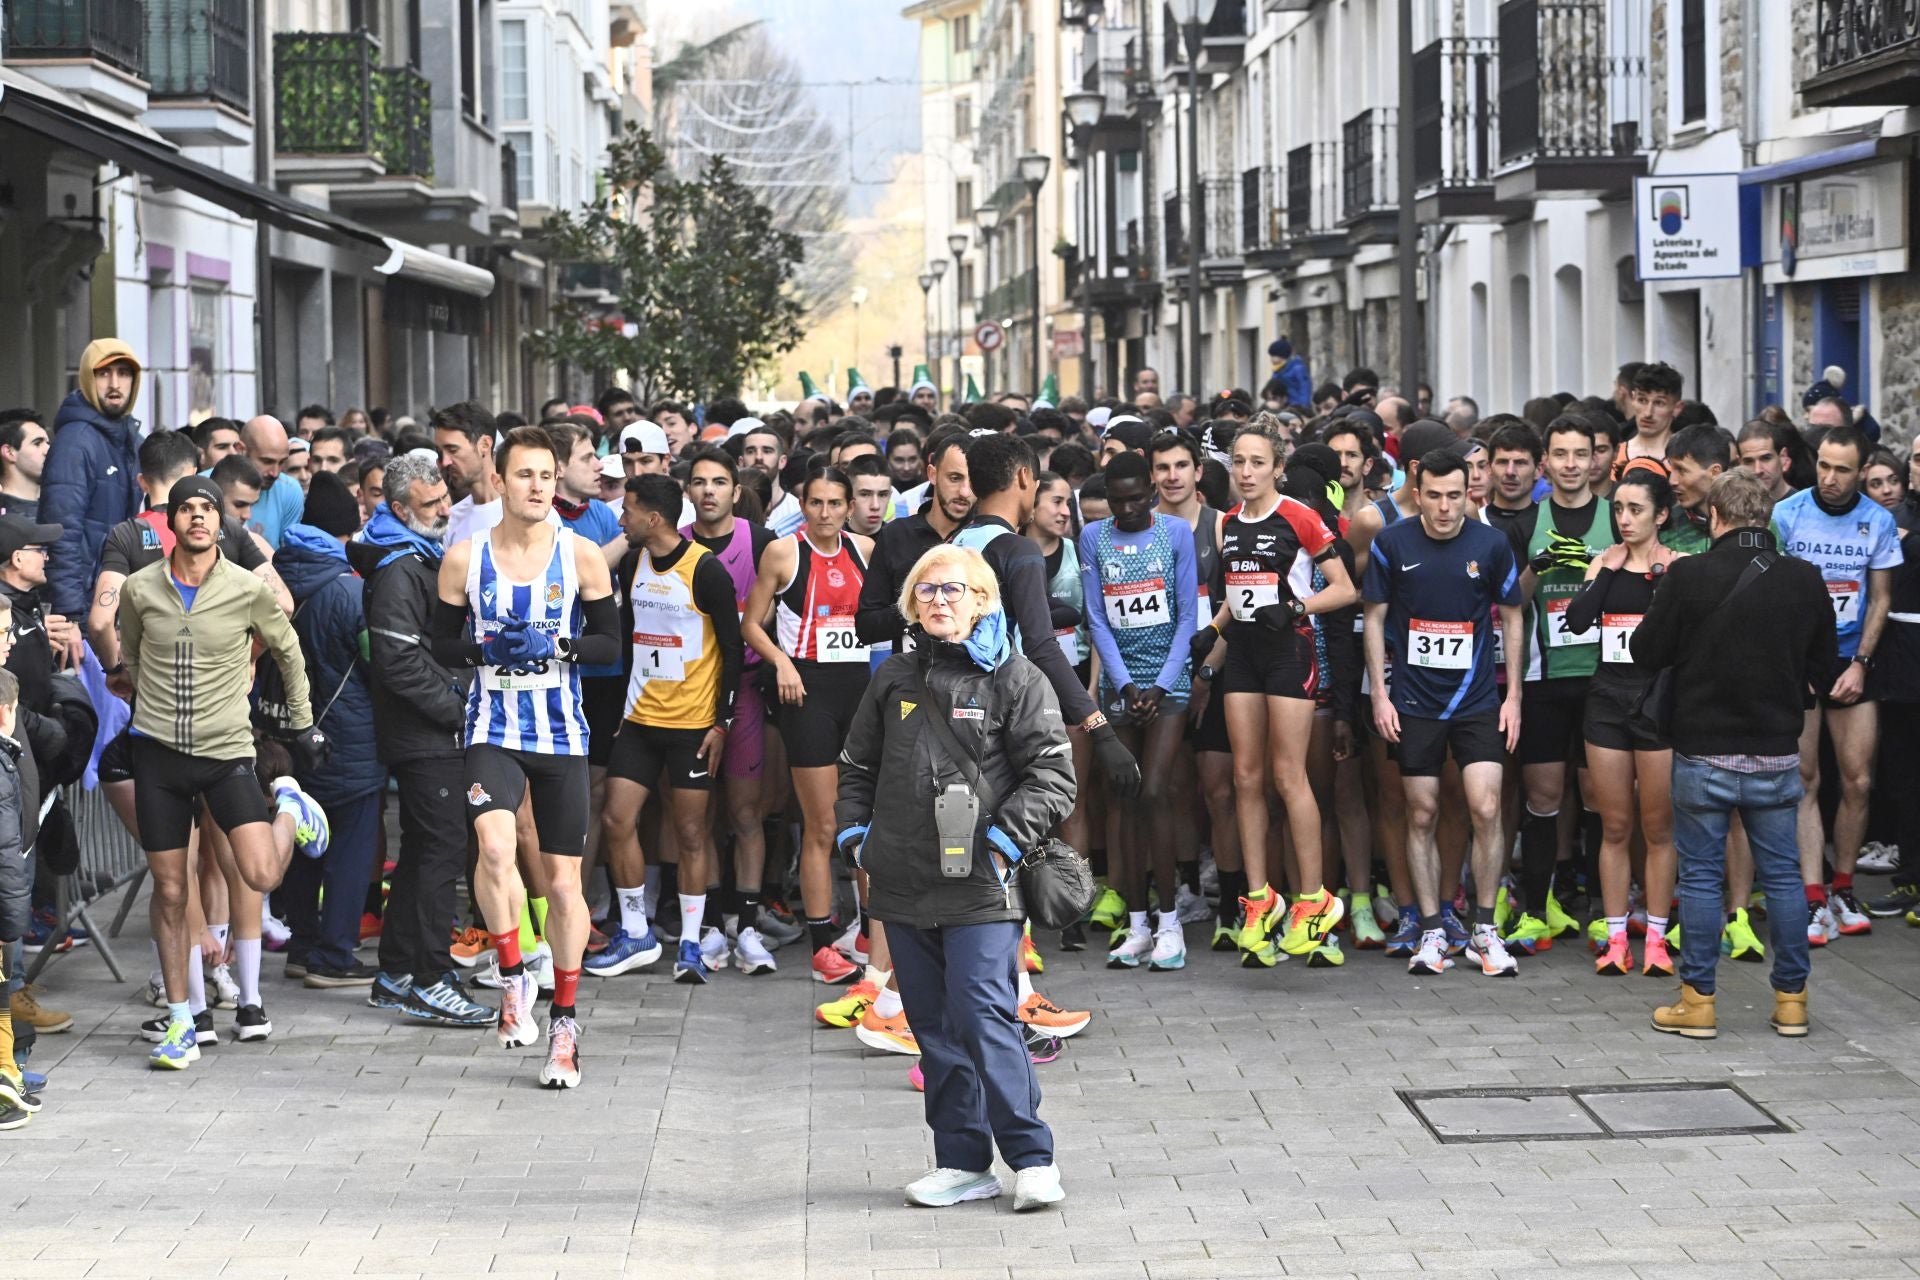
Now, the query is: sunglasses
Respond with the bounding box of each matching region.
[912,581,970,603]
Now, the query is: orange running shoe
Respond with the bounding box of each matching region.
[855,1007,919,1056]
[1234,887,1285,953]
[1018,991,1091,1039]
[1275,887,1345,956]
[1594,932,1631,976]
[1641,929,1675,977]
[811,945,860,984]
[450,926,493,968]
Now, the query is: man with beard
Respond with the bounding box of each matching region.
[43,340,144,619]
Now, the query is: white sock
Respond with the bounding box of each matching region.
[261,898,276,926]
[642,866,661,921]
[234,938,261,1007]
[1156,910,1182,937]
[1129,910,1150,937]
[679,894,705,947]
[209,923,230,953]
[862,964,890,989]
[617,886,648,938]
[874,986,903,1019]
[1017,969,1034,1002]
[187,949,207,1016]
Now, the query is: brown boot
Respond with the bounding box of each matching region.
[1651,982,1717,1039]
[1771,987,1809,1037]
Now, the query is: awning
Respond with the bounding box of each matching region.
[1739,136,1912,186]
[0,68,495,298]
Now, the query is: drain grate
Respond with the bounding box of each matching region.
[1398,1082,1789,1144]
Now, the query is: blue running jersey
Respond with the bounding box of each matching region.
[1079,513,1198,698]
[463,527,590,755]
[1363,518,1522,720]
[1771,488,1904,659]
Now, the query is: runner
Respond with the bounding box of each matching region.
[591,473,743,983]
[1771,424,1903,943]
[741,465,876,983]
[845,454,894,538]
[431,426,621,1089]
[1615,362,1684,481]
[1362,448,1526,977]
[115,476,329,1068]
[1736,418,1798,505]
[1025,470,1093,944]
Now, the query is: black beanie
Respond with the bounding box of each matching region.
[303,471,361,537]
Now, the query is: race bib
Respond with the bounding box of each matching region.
[478,621,562,691]
[1545,597,1594,648]
[632,632,686,681]
[1829,579,1860,626]
[816,616,870,663]
[1055,627,1080,665]
[1408,618,1472,670]
[1104,578,1171,630]
[1227,571,1280,622]
[1601,613,1642,665]
[1198,584,1212,621]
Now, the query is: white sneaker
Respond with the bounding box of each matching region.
[260,905,292,950]
[1106,928,1153,969]
[904,1167,1001,1207]
[1859,842,1901,874]
[831,918,869,964]
[524,942,555,993]
[699,926,729,970]
[144,975,168,1009]
[498,972,540,1050]
[471,957,506,989]
[1832,889,1872,936]
[734,927,777,975]
[1807,902,1837,947]
[1012,1164,1065,1212]
[1148,927,1187,971]
[209,963,241,1010]
[1174,884,1212,924]
[1408,928,1453,975]
[1197,855,1220,900]
[1465,924,1519,977]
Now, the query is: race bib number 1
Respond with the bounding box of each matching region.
[1227,571,1280,622]
[1408,618,1473,670]
[1601,613,1642,665]
[632,632,686,681]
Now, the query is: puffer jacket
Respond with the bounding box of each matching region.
[45,341,145,617]
[360,504,466,762]
[835,611,1076,930]
[0,736,26,942]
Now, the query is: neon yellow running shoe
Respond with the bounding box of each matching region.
[1587,916,1609,953]
[1543,890,1581,939]
[1235,888,1284,953]
[1723,908,1765,962]
[1502,913,1556,954]
[1349,902,1386,949]
[1275,887,1345,956]
[1305,936,1346,968]
[1088,886,1126,930]
[1494,884,1517,934]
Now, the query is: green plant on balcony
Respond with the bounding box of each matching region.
[274,31,432,181]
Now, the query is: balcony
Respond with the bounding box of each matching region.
[985,266,1039,321]
[1283,141,1350,263]
[1411,36,1514,222]
[1804,0,1920,107]
[1161,1,1251,75]
[274,31,434,188]
[980,35,1033,146]
[143,0,251,145]
[1492,0,1649,200]
[4,0,149,114]
[1077,23,1147,127]
[1241,165,1286,266]
[1340,107,1398,243]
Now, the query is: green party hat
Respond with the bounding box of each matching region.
[909,364,937,394]
[1033,373,1058,409]
[964,373,983,404]
[798,370,831,403]
[846,368,873,400]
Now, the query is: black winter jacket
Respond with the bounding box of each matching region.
[835,633,1076,930]
[363,545,468,763]
[0,736,27,942]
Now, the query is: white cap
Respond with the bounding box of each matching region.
[1085,406,1113,430]
[599,452,624,480]
[726,416,767,441]
[405,447,438,465]
[620,421,671,455]
[287,437,310,454]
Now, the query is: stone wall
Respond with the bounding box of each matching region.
[1720,0,1743,128]
[1649,0,1668,142]
[1876,273,1920,450]
[1790,285,1813,411]
[1286,304,1350,385]
[1791,0,1817,111]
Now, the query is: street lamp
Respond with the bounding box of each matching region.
[1169,0,1217,398]
[1018,152,1051,397]
[1064,89,1105,400]
[917,271,936,375]
[975,204,999,394]
[947,230,970,407]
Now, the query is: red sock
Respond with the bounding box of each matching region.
[491,929,522,970]
[1805,884,1828,906]
[1833,871,1854,894]
[552,967,580,1010]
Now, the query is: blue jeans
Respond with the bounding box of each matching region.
[1672,755,1809,996]
[886,919,1053,1173]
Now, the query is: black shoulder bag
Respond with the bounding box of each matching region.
[917,676,1095,931]
[1630,551,1774,739]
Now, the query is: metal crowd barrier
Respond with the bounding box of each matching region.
[24,784,140,984]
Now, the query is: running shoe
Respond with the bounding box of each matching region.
[1807,902,1836,948]
[1021,926,1044,974]
[1148,928,1187,971]
[0,1072,41,1114]
[1106,929,1152,969]
[148,1020,198,1071]
[1373,888,1401,930]
[1209,921,1237,952]
[904,1168,1001,1208]
[1407,928,1452,975]
[699,926,729,971]
[1858,841,1901,874]
[1384,906,1422,958]
[143,976,167,1009]
[753,906,806,948]
[271,777,330,858]
[450,926,494,967]
[1087,885,1126,930]
[854,1008,919,1056]
[1305,936,1345,968]
[1174,884,1212,925]
[831,920,869,966]
[1466,925,1518,976]
[1018,992,1091,1039]
[811,944,858,984]
[525,942,556,993]
[283,954,309,979]
[1013,1164,1065,1212]
[1832,888,1873,936]
[584,924,611,956]
[1543,889,1582,938]
[20,913,73,954]
[358,912,382,944]
[734,927,777,975]
[1593,932,1631,976]
[11,987,71,1033]
[304,960,379,989]
[261,906,292,952]
[1232,889,1282,953]
[1868,880,1920,917]
[1641,930,1674,977]
[367,970,412,1011]
[1492,882,1517,935]
[816,980,879,1027]
[1239,939,1288,968]
[1502,913,1555,954]
[498,971,540,1048]
[584,926,662,977]
[672,938,710,985]
[1349,904,1386,950]
[403,974,496,1029]
[234,1004,272,1042]
[540,1015,581,1089]
[470,957,506,989]
[1723,909,1765,961]
[1275,887,1344,956]
[1025,1026,1062,1065]
[141,1009,217,1046]
[1586,916,1610,953]
[1440,904,1471,955]
[908,1061,925,1092]
[209,963,241,1011]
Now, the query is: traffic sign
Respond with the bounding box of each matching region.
[974,321,1004,352]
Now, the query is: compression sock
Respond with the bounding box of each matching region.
[807,917,837,951]
[550,967,579,1020]
[491,929,524,976]
[1833,871,1854,895]
[1806,883,1829,907]
[233,937,261,1008]
[1520,809,1559,916]
[186,949,208,1016]
[617,886,648,938]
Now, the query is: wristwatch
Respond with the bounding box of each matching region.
[1852,654,1875,670]
[1197,664,1217,683]
[1286,598,1307,620]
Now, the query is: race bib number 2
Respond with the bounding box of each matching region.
[1227,571,1280,622]
[1408,618,1473,670]
[1546,597,1595,648]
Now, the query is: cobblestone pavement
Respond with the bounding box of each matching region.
[9,897,1920,1279]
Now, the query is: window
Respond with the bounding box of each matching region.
[189,286,221,420]
[955,96,973,140]
[957,262,975,302]
[1679,0,1707,124]
[507,129,533,202]
[955,178,974,221]
[951,14,971,54]
[501,20,528,121]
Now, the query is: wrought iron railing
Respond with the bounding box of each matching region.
[984,265,1037,319]
[146,0,249,111]
[1285,141,1340,235]
[1412,36,1497,192]
[1497,0,1648,166]
[1341,107,1397,218]
[1817,0,1920,72]
[1079,23,1144,116]
[3,0,145,77]
[274,31,434,181]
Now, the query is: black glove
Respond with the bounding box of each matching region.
[1528,547,1556,575]
[1089,721,1141,799]
[285,724,331,773]
[1047,599,1082,631]
[1252,598,1304,633]
[1187,623,1219,669]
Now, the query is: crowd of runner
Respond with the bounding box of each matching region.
[0,340,1909,1122]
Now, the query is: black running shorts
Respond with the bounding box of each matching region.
[774,660,870,769]
[463,743,591,855]
[606,721,716,793]
[1517,678,1589,767]
[1583,678,1667,754]
[131,737,268,853]
[1396,712,1504,778]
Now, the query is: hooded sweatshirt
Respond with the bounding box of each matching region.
[263,524,382,804]
[46,339,145,616]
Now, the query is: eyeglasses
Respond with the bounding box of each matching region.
[912,580,969,603]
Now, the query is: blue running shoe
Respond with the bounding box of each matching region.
[149,1020,199,1071]
[18,1070,46,1093]
[1384,906,1422,958]
[273,777,330,858]
[367,971,412,1011]
[672,937,709,985]
[584,927,663,977]
[1441,904,1470,956]
[403,974,497,1028]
